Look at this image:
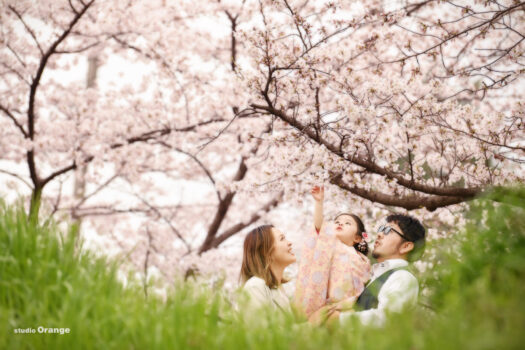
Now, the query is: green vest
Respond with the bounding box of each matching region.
[355,267,406,310]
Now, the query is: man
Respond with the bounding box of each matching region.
[313,214,426,326]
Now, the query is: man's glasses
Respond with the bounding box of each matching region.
[377,224,411,241]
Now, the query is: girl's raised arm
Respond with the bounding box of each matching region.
[311,186,324,231]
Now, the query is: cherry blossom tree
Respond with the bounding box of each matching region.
[0,0,282,284]
[240,0,524,211]
[1,0,523,288]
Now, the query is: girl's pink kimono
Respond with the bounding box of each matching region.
[294,222,371,317]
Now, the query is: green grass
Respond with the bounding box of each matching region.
[1,186,525,349]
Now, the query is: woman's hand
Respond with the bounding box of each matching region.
[311,185,324,202]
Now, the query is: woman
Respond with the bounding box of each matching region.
[240,225,296,313]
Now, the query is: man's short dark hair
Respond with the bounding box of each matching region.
[386,214,426,261]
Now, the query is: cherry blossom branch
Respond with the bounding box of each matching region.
[196,111,241,153]
[0,169,32,189]
[251,103,481,199]
[143,226,153,299]
[28,0,94,140]
[423,112,525,152]
[39,117,236,188]
[405,0,435,16]
[0,104,27,138]
[17,0,94,214]
[283,0,308,51]
[381,1,525,94]
[209,192,283,249]
[109,34,192,122]
[387,1,525,66]
[0,61,31,85]
[330,173,467,212]
[198,128,272,253]
[8,5,45,56]
[44,178,65,223]
[6,43,28,68]
[225,10,239,71]
[134,194,191,253]
[62,205,195,217]
[155,141,221,202]
[55,41,101,54]
[436,74,514,102]
[73,174,120,210]
[198,156,249,254]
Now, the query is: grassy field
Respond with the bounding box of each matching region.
[1,186,524,349]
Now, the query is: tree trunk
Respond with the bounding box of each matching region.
[29,186,42,224]
[73,55,98,228]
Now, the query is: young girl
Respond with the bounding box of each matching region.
[294,186,371,317]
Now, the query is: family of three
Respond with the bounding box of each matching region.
[240,186,426,326]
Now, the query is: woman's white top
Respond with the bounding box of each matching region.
[243,276,292,313]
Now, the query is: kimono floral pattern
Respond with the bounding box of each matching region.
[294,222,371,317]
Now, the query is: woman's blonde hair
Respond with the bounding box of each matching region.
[240,225,285,289]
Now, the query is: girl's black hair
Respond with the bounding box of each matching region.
[335,213,369,256]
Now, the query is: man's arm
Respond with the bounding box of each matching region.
[340,270,419,325]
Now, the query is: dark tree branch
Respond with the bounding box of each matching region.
[8,5,45,55]
[0,169,32,189]
[225,10,239,71]
[405,0,435,16]
[198,156,249,254]
[0,104,27,137]
[23,0,94,204]
[330,173,469,211]
[386,1,525,66]
[55,41,101,54]
[28,0,94,140]
[6,43,28,68]
[40,117,234,187]
[143,226,153,299]
[210,192,283,249]
[135,194,192,253]
[73,174,119,210]
[251,103,481,199]
[198,122,275,253]
[1,61,31,85]
[155,141,222,202]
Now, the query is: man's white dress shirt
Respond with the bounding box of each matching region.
[340,258,418,326]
